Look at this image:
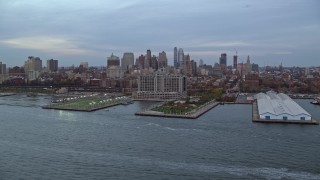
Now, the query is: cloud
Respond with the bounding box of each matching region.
[1,36,91,55]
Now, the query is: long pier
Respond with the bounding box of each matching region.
[42,102,121,112]
[135,101,220,119]
[252,101,319,125]
[0,93,16,97]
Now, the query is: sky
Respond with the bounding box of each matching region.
[0,0,319,67]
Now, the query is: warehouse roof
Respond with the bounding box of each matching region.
[254,91,311,117]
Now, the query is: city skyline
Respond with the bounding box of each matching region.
[0,0,319,67]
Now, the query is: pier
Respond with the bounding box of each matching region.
[135,100,220,119]
[0,93,16,97]
[42,96,132,112]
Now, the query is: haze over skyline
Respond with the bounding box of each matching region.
[1,0,319,67]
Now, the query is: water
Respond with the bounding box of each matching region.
[0,94,320,179]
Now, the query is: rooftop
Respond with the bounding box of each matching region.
[254,91,311,117]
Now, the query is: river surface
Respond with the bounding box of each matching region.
[0,94,319,179]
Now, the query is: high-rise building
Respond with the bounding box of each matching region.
[135,54,145,69]
[107,53,120,68]
[233,55,238,69]
[0,62,6,75]
[219,53,227,66]
[158,51,168,68]
[145,49,152,69]
[0,62,6,83]
[24,56,42,72]
[150,55,158,70]
[246,55,252,73]
[191,60,197,76]
[80,62,89,69]
[183,54,191,75]
[178,48,184,68]
[24,56,42,80]
[47,59,58,72]
[174,47,178,68]
[199,59,204,67]
[121,52,134,70]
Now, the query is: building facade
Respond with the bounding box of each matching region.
[121,52,134,70]
[178,48,184,69]
[136,54,145,69]
[158,51,168,68]
[135,73,187,99]
[219,53,227,69]
[47,59,58,72]
[0,61,7,83]
[233,55,237,69]
[174,47,178,68]
[107,53,120,68]
[24,56,42,80]
[255,92,312,121]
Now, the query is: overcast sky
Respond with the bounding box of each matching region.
[0,0,319,67]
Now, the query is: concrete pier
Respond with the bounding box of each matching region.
[0,93,16,97]
[135,101,220,119]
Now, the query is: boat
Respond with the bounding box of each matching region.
[310,96,320,105]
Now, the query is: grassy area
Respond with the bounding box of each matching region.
[49,96,128,111]
[151,98,215,115]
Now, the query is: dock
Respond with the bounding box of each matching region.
[0,93,16,97]
[42,102,121,112]
[135,100,220,119]
[252,101,319,125]
[42,96,133,112]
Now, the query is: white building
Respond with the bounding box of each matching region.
[24,56,42,80]
[254,92,312,121]
[134,72,187,99]
[107,66,126,78]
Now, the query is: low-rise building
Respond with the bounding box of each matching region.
[255,91,312,121]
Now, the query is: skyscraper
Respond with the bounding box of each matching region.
[158,51,168,68]
[183,54,191,75]
[0,62,6,75]
[178,48,184,69]
[191,60,197,76]
[150,55,158,70]
[145,49,152,69]
[107,53,120,68]
[24,56,42,72]
[199,59,204,67]
[136,54,145,69]
[121,52,134,70]
[219,53,227,66]
[47,59,58,72]
[233,55,238,69]
[0,62,6,83]
[174,47,178,68]
[24,56,42,80]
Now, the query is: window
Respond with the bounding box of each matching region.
[300,117,305,120]
[266,116,270,120]
[283,116,288,120]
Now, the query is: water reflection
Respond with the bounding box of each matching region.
[58,110,77,121]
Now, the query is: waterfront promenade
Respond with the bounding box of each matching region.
[135,100,219,119]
